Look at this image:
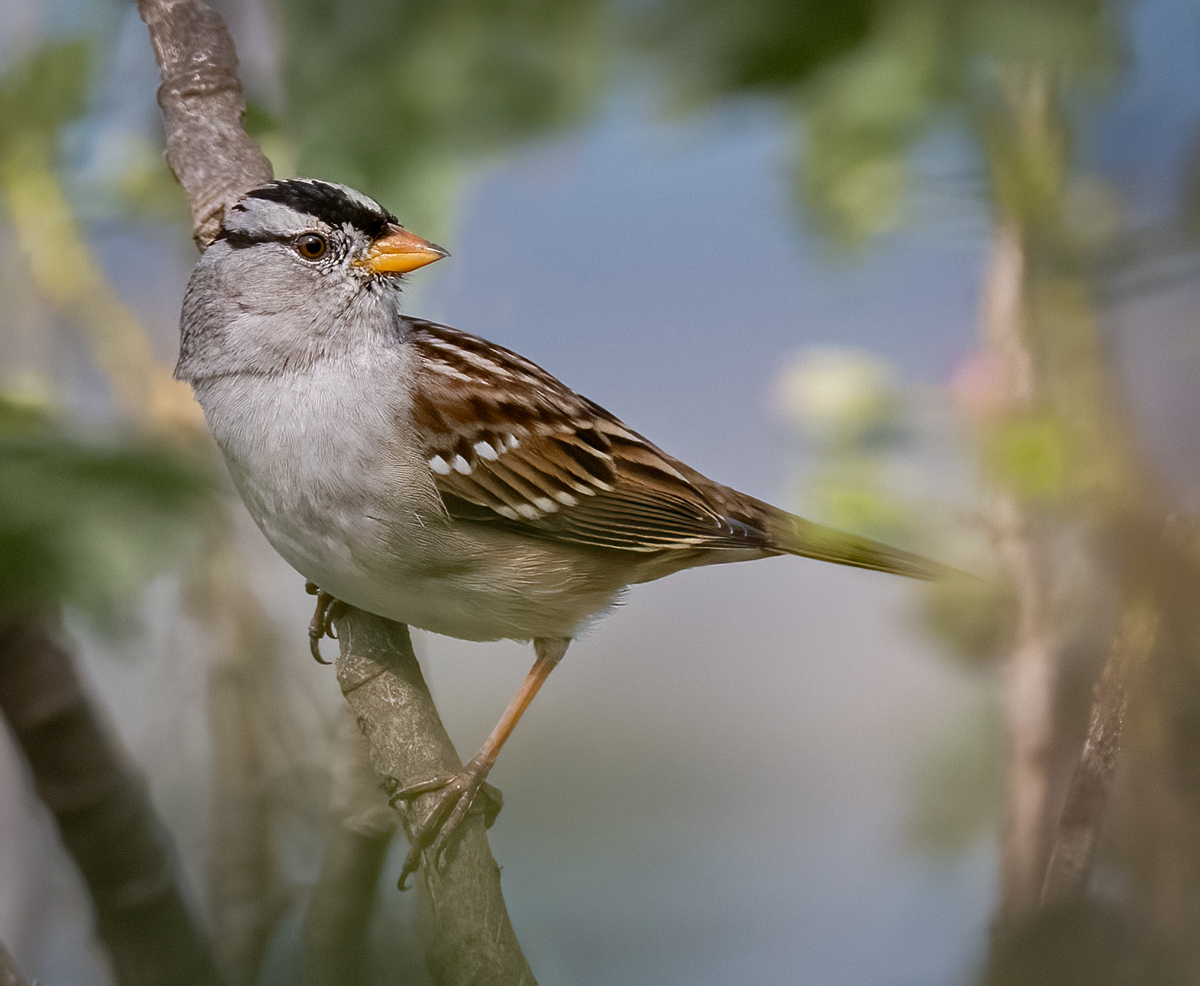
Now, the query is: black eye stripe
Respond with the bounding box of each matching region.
[216,229,312,250]
[215,229,338,254]
[214,228,276,248]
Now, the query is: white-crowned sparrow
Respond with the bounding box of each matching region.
[178,178,940,884]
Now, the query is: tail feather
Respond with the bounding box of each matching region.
[763,509,948,581]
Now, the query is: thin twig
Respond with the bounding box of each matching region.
[1040,600,1160,906]
[333,609,536,986]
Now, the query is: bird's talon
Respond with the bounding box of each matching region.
[307,588,346,664]
[388,774,453,807]
[308,635,330,664]
[387,763,499,889]
[398,843,423,891]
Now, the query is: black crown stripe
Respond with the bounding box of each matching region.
[244,180,397,239]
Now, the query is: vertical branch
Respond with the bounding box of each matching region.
[1041,600,1160,905]
[982,64,1167,931]
[302,708,398,986]
[0,611,224,986]
[193,538,288,986]
[137,2,536,979]
[333,609,535,986]
[992,488,1060,925]
[137,0,273,248]
[982,218,1064,928]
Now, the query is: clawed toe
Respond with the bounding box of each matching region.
[388,758,501,889]
[306,583,346,664]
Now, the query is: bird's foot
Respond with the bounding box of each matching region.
[387,755,503,890]
[305,582,346,664]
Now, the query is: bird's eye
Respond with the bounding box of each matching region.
[294,234,328,260]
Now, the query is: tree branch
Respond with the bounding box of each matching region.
[981,217,1065,929]
[137,3,535,979]
[333,609,535,986]
[302,707,398,986]
[1040,599,1160,906]
[0,611,223,986]
[137,0,272,248]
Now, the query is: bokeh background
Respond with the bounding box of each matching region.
[4,0,1200,983]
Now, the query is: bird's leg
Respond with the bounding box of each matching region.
[389,636,570,889]
[305,582,346,664]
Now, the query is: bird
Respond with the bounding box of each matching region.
[177,177,943,887]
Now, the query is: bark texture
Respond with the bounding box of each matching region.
[137,0,273,248]
[1041,601,1160,906]
[333,609,536,986]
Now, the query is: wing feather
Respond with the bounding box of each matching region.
[407,319,772,553]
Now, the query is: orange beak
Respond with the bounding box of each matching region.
[358,223,449,274]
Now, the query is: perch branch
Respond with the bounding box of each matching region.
[333,609,535,986]
[138,2,534,980]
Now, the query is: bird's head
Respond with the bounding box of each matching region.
[177,179,447,382]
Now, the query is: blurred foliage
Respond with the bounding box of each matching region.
[923,572,1017,667]
[909,693,1003,850]
[774,347,925,547]
[645,0,870,101]
[983,412,1070,504]
[0,37,189,225]
[644,0,1120,244]
[0,394,213,633]
[1,42,202,430]
[775,347,902,440]
[0,39,90,153]
[268,0,611,236]
[797,1,942,242]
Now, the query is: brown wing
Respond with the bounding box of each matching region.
[407,319,774,553]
